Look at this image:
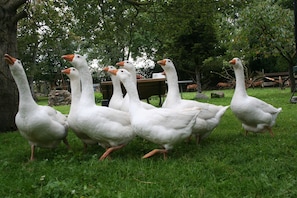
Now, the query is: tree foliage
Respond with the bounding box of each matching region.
[217,0,296,90]
[18,1,78,89]
[15,0,297,91]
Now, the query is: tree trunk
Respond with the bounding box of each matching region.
[0,0,28,132]
[289,64,296,93]
[195,67,202,93]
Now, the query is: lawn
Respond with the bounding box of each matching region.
[1,88,297,197]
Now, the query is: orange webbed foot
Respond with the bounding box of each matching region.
[142,149,168,159]
[99,145,125,161]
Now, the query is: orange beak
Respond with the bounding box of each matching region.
[108,69,118,76]
[4,54,17,65]
[102,67,109,72]
[229,58,236,65]
[62,54,75,62]
[61,68,71,74]
[157,59,166,66]
[116,61,124,66]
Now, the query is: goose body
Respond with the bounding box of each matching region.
[102,66,124,110]
[62,54,135,160]
[109,68,199,159]
[61,67,97,148]
[4,54,69,160]
[229,58,282,136]
[157,59,228,143]
[116,60,156,112]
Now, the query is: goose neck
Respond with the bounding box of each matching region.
[69,77,81,114]
[111,76,122,97]
[12,68,37,109]
[78,66,95,105]
[122,78,141,109]
[164,68,182,100]
[234,68,248,97]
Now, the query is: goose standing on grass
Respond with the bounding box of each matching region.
[229,58,282,136]
[4,54,70,161]
[116,60,156,111]
[157,59,229,144]
[108,68,199,159]
[62,54,135,160]
[61,67,97,149]
[102,66,124,110]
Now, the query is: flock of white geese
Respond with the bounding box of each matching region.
[4,54,282,161]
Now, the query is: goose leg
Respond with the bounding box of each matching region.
[186,135,192,143]
[142,149,168,159]
[195,134,201,145]
[63,138,71,150]
[266,127,274,137]
[30,145,35,161]
[83,142,88,152]
[99,145,125,161]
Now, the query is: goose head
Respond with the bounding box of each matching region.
[229,58,243,70]
[116,60,135,72]
[61,67,80,79]
[157,59,175,71]
[109,68,132,84]
[103,65,117,72]
[4,54,24,76]
[62,54,87,69]
[4,54,17,65]
[103,66,118,82]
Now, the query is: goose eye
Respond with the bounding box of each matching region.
[77,55,80,58]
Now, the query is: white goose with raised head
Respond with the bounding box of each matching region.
[229,58,282,136]
[62,54,135,160]
[109,68,199,159]
[157,59,229,143]
[4,54,69,161]
[61,67,97,149]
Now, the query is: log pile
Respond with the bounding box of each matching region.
[48,90,71,106]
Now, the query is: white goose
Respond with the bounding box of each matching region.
[4,54,69,161]
[157,59,229,143]
[116,60,156,112]
[109,68,199,159]
[61,67,97,149]
[229,58,282,136]
[62,54,135,160]
[102,66,124,110]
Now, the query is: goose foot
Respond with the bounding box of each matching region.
[142,149,167,159]
[99,145,125,161]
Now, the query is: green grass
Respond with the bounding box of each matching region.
[1,88,297,197]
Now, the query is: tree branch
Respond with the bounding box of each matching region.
[123,0,151,6]
[12,9,28,23]
[4,0,27,11]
